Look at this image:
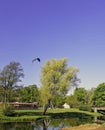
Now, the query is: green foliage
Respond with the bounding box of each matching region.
[79,105,92,112]
[40,58,79,106]
[11,87,23,102]
[20,85,40,103]
[74,87,87,105]
[0,61,24,102]
[0,86,4,102]
[52,95,65,108]
[2,104,14,116]
[66,88,94,108]
[0,103,4,115]
[85,89,94,106]
[0,61,24,89]
[92,83,105,107]
[66,95,79,108]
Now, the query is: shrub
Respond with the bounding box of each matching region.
[3,104,15,116]
[0,104,4,115]
[79,105,92,112]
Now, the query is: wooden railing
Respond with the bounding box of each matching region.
[92,107,105,112]
[0,102,38,109]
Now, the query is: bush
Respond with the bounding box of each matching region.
[0,104,4,115]
[79,105,92,112]
[3,104,15,116]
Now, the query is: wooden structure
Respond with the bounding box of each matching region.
[92,107,105,113]
[9,102,38,110]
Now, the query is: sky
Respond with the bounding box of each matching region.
[0,0,105,90]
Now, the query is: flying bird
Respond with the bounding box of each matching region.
[32,58,41,63]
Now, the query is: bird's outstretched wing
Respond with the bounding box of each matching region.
[32,58,41,63]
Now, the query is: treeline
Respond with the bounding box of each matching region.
[0,82,105,108]
[66,83,105,110]
[0,59,105,109]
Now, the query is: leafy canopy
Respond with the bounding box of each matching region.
[92,83,105,107]
[0,61,24,89]
[74,87,87,104]
[0,61,24,102]
[40,58,79,104]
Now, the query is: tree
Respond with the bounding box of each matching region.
[85,88,94,106]
[20,84,40,103]
[74,87,87,105]
[0,85,4,102]
[92,83,105,107]
[66,95,78,108]
[40,58,79,115]
[52,95,65,108]
[11,86,23,102]
[0,61,24,102]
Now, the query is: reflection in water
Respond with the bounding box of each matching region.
[0,116,104,130]
[33,119,51,130]
[93,116,105,123]
[0,122,34,130]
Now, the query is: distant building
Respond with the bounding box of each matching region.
[63,103,70,108]
[9,102,38,110]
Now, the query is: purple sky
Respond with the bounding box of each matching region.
[0,0,105,90]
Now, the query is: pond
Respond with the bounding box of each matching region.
[0,115,104,130]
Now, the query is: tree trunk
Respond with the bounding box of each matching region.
[42,99,51,115]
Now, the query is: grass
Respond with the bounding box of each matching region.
[48,108,101,115]
[0,108,103,122]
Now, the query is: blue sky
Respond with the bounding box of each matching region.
[0,0,105,90]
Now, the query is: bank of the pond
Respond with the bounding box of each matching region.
[62,123,105,130]
[0,108,103,122]
[49,108,102,117]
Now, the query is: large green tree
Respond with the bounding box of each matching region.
[92,83,105,107]
[0,61,24,102]
[74,87,87,105]
[40,58,79,114]
[20,84,40,103]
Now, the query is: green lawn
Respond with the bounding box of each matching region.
[0,108,103,122]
